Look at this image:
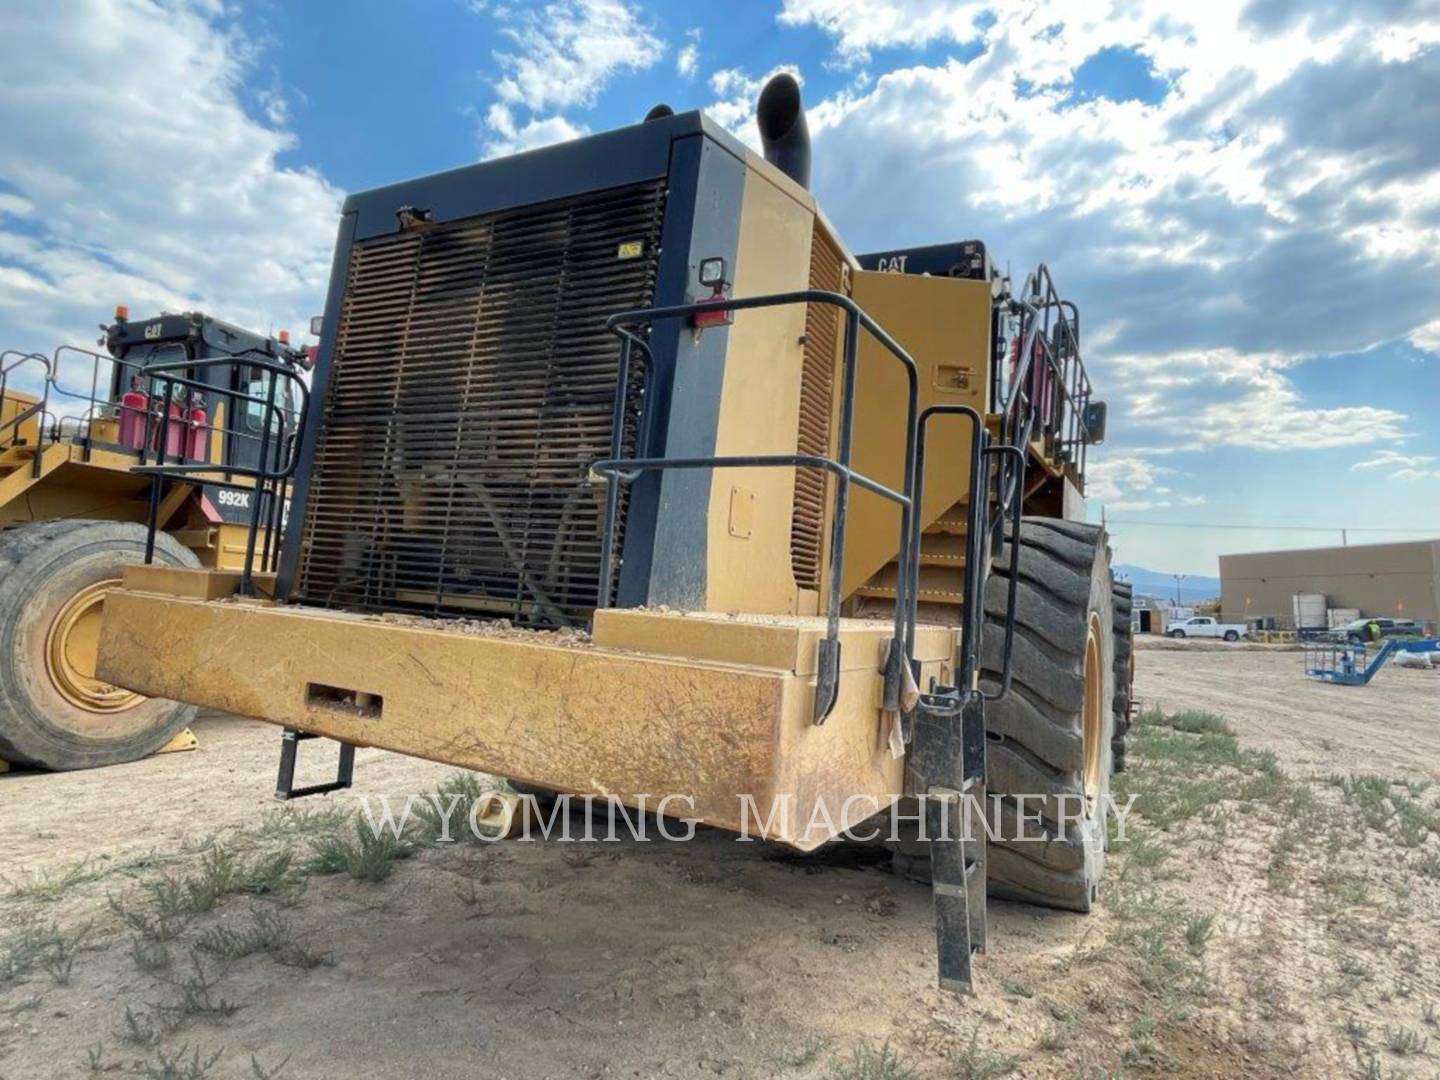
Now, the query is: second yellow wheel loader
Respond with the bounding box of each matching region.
[0,311,308,771]
[96,74,1135,991]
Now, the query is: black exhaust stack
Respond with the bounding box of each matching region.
[756,73,810,190]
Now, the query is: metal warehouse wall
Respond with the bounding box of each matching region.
[1219,539,1440,624]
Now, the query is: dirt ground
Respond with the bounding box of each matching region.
[1,646,1438,1079]
[1135,637,1440,783]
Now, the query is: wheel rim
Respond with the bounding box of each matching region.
[44,579,145,714]
[1082,612,1104,808]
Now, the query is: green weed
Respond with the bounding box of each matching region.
[1183,912,1215,955]
[0,917,90,985]
[141,1045,223,1080]
[148,952,240,1030]
[948,1024,1019,1079]
[772,1033,829,1069]
[1384,1026,1427,1055]
[411,772,495,843]
[4,858,106,902]
[307,820,414,882]
[830,1040,917,1080]
[195,909,330,969]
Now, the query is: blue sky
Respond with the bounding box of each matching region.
[2,0,1438,574]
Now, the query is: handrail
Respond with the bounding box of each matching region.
[128,356,308,477]
[1002,264,1094,486]
[910,405,988,700]
[908,408,1025,708]
[601,289,920,724]
[2,343,303,471]
[0,351,54,453]
[989,263,1097,564]
[132,356,310,596]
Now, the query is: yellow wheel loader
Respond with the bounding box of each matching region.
[96,75,1134,991]
[0,312,308,771]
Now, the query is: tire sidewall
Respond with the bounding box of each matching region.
[0,522,198,769]
[980,519,1117,912]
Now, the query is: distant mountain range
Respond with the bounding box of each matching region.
[1113,564,1221,602]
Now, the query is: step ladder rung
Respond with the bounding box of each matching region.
[854,584,966,602]
[275,728,355,801]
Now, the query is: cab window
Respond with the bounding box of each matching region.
[240,365,298,444]
[118,343,189,399]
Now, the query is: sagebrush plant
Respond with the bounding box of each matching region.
[410,771,496,842]
[122,951,240,1037]
[830,1040,918,1080]
[0,917,90,985]
[307,819,413,882]
[140,1044,223,1080]
[130,937,172,974]
[196,908,330,970]
[771,1034,828,1069]
[252,805,349,840]
[948,1025,1019,1080]
[3,858,106,903]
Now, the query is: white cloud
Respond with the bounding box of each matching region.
[1351,450,1440,480]
[1087,453,1182,510]
[1108,348,1409,450]
[1410,318,1440,352]
[476,0,663,158]
[0,0,341,357]
[0,193,34,219]
[482,105,588,159]
[776,0,1440,483]
[778,0,987,62]
[676,30,701,79]
[493,0,663,111]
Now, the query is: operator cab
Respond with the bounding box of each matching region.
[104,309,310,476]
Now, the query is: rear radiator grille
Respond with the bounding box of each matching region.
[294,180,666,626]
[790,225,845,592]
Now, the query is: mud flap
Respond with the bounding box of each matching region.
[908,693,987,993]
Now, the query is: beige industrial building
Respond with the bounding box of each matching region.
[1220,538,1440,628]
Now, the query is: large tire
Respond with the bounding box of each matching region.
[979,518,1114,913]
[1111,581,1134,773]
[0,521,199,770]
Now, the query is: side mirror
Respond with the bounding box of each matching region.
[309,315,324,337]
[1083,400,1108,445]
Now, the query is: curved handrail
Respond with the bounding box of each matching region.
[996,264,1095,526]
[602,289,921,723]
[133,356,311,595]
[0,351,54,450]
[131,356,310,481]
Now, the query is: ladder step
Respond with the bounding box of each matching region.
[854,584,966,603]
[275,728,355,800]
[929,517,970,535]
[919,552,966,568]
[856,559,968,604]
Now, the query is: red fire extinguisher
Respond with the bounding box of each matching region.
[119,376,148,450]
[186,393,208,462]
[158,396,185,459]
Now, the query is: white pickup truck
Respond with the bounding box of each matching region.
[1166,616,1246,641]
